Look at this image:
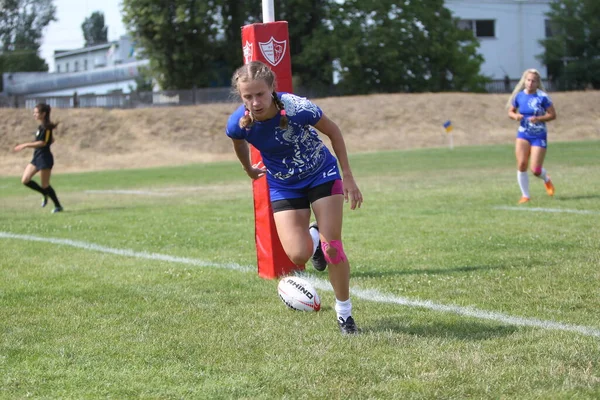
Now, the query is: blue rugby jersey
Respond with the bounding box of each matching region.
[512,89,553,137]
[226,93,339,190]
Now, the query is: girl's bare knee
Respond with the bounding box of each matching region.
[288,253,310,266]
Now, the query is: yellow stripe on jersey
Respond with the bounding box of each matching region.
[44,129,51,144]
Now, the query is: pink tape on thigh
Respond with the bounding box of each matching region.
[322,240,347,265]
[532,166,542,175]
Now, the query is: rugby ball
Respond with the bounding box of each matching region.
[277,276,321,312]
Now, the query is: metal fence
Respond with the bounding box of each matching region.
[484,79,556,94]
[17,87,236,110]
[1,79,557,110]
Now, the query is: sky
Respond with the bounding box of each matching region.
[40,0,126,72]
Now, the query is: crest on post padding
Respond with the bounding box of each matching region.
[258,37,286,67]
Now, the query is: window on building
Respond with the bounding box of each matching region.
[56,65,61,73]
[476,20,495,37]
[84,59,88,70]
[74,61,79,72]
[66,63,69,72]
[458,19,496,38]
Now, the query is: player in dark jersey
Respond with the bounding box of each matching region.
[226,61,363,334]
[13,103,63,213]
[507,69,556,204]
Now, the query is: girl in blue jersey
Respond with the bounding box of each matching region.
[226,61,363,334]
[13,103,63,213]
[507,69,556,204]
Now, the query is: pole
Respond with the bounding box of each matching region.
[262,0,275,23]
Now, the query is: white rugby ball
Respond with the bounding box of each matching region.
[277,276,321,312]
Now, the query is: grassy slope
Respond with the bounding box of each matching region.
[2,91,600,176]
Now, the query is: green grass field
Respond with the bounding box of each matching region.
[1,141,599,399]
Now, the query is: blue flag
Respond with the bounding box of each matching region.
[443,120,453,133]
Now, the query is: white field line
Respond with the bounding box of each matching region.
[0,232,251,272]
[494,206,600,215]
[2,231,600,338]
[303,276,600,338]
[85,190,172,196]
[85,185,245,196]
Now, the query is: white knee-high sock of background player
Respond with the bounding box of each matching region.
[335,298,352,321]
[518,170,530,198]
[534,167,550,183]
[309,226,320,255]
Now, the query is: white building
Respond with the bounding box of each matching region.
[54,36,135,75]
[2,35,147,97]
[445,0,552,80]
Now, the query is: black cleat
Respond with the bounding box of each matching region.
[338,316,359,335]
[52,206,63,213]
[309,222,327,272]
[41,195,48,208]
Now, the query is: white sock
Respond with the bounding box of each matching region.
[517,170,529,198]
[309,226,320,255]
[335,298,352,321]
[534,168,549,183]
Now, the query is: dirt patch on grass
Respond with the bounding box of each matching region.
[1,91,599,177]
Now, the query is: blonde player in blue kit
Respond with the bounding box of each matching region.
[226,61,363,335]
[507,69,556,204]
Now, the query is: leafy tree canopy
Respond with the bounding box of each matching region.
[122,0,487,93]
[326,0,486,93]
[122,0,223,90]
[539,0,600,90]
[0,0,56,90]
[82,11,108,47]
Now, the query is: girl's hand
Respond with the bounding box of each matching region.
[245,161,266,180]
[529,116,539,123]
[343,176,363,210]
[13,144,25,152]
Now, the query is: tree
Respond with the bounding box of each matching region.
[82,11,108,47]
[121,0,222,90]
[324,0,487,94]
[539,0,600,90]
[269,0,336,94]
[211,0,339,94]
[0,0,56,91]
[213,0,250,86]
[120,0,487,94]
[120,0,336,91]
[209,0,334,92]
[129,66,154,92]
